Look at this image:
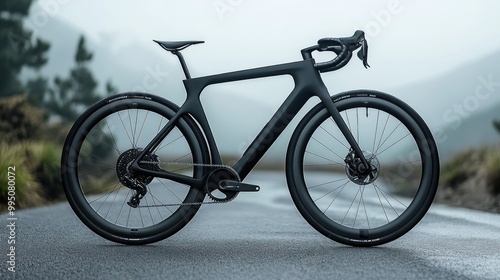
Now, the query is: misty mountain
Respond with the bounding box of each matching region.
[23,16,500,163]
[434,101,500,161]
[387,50,500,129]
[386,50,500,161]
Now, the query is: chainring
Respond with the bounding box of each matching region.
[205,167,240,202]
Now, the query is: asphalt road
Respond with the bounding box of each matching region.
[2,171,500,280]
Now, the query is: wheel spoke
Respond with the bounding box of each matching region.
[372,110,380,152]
[343,111,352,132]
[376,132,410,156]
[310,136,346,162]
[155,134,184,153]
[308,177,349,190]
[375,122,402,155]
[373,182,406,215]
[322,180,349,214]
[375,114,390,153]
[115,190,130,224]
[319,124,350,150]
[314,180,349,203]
[133,109,139,147]
[118,111,134,148]
[356,108,359,144]
[374,184,390,223]
[88,181,120,203]
[342,186,361,225]
[305,150,345,167]
[104,118,121,154]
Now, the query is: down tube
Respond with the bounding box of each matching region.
[233,88,309,179]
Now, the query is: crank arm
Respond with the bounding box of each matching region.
[219,181,260,192]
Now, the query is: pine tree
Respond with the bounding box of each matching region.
[46,36,104,122]
[494,120,500,135]
[0,0,50,97]
[0,94,46,142]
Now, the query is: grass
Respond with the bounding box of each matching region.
[439,149,483,188]
[485,148,500,195]
[0,143,44,211]
[26,142,63,200]
[0,140,118,209]
[440,146,500,196]
[379,164,422,197]
[0,141,64,211]
[79,169,118,196]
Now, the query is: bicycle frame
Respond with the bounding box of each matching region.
[130,58,367,188]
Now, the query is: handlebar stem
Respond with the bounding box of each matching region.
[301,46,317,60]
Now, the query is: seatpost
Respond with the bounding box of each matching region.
[171,50,191,79]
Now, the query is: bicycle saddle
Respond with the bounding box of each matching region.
[153,40,204,52]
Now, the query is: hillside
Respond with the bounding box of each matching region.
[437,146,500,212]
[436,103,500,161]
[386,50,500,161]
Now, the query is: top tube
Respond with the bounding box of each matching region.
[183,59,317,98]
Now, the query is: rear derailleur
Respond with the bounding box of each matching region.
[123,174,148,208]
[116,148,160,208]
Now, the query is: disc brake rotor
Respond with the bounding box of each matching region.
[345,151,380,185]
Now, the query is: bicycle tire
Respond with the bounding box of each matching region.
[286,90,439,246]
[61,93,209,245]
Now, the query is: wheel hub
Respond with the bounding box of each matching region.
[345,151,380,185]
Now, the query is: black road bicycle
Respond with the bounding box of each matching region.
[61,30,439,246]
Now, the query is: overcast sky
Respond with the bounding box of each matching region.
[35,0,500,87]
[26,0,500,157]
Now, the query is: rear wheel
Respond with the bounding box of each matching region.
[61,93,209,244]
[286,90,439,246]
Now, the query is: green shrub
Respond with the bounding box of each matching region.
[440,149,485,188]
[0,95,46,142]
[485,149,500,195]
[0,143,44,211]
[25,142,62,200]
[38,122,72,146]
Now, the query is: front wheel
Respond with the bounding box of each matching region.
[286,90,439,246]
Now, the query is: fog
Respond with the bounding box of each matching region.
[28,0,500,160]
[51,0,500,84]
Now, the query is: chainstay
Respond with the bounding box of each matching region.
[137,200,228,208]
[136,160,239,208]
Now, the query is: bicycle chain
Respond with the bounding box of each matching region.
[135,160,239,208]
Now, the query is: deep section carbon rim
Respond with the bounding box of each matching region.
[287,94,438,246]
[62,96,206,243]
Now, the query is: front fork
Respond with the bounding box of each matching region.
[318,94,371,171]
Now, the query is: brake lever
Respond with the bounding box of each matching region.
[356,39,370,68]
